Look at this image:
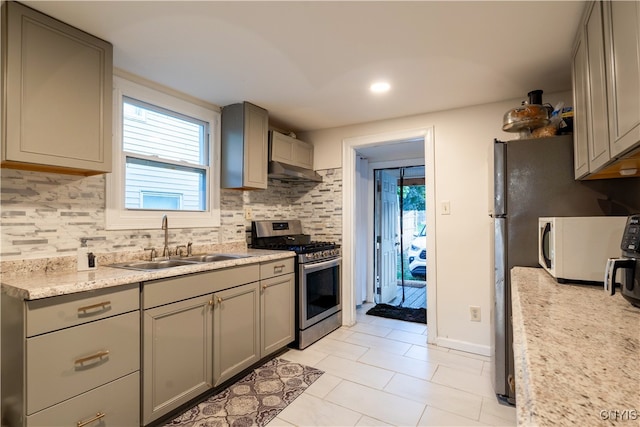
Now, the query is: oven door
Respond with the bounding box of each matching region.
[299,257,342,330]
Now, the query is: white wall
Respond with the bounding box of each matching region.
[300,91,571,352]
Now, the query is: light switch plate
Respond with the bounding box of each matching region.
[441,200,451,215]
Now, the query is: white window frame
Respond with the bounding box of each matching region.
[106,75,221,230]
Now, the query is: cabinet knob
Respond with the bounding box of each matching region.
[217,297,223,304]
[262,284,268,290]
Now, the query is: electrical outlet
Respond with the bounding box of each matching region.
[470,306,481,322]
[244,207,253,220]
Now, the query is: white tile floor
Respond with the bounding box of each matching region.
[269,303,516,427]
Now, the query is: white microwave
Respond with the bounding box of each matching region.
[538,216,627,283]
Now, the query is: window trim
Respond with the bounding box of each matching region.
[106,75,221,230]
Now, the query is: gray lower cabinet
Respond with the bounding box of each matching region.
[141,264,261,424]
[26,373,139,427]
[1,284,140,427]
[212,282,261,386]
[260,261,295,357]
[142,294,213,425]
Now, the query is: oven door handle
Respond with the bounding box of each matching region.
[302,257,341,273]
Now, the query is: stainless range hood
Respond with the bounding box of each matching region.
[268,161,323,182]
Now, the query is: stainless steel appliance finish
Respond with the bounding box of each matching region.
[268,161,323,182]
[251,219,342,349]
[490,135,640,405]
[298,255,342,349]
[605,215,640,307]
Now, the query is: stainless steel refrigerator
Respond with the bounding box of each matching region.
[490,134,640,404]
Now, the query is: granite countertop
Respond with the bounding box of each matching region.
[511,267,640,427]
[0,248,295,300]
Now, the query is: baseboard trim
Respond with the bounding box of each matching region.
[436,337,491,357]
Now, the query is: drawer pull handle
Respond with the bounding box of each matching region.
[77,301,111,315]
[77,412,105,427]
[274,265,285,273]
[74,350,110,366]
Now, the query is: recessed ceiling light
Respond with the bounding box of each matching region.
[370,81,391,93]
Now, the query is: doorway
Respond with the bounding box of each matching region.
[370,166,426,322]
[341,127,436,340]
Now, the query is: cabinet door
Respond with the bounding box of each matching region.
[271,131,295,165]
[143,295,213,425]
[572,29,590,179]
[585,1,611,172]
[261,273,295,357]
[292,140,314,169]
[3,2,112,175]
[604,0,640,157]
[213,282,260,386]
[243,103,269,189]
[271,131,314,169]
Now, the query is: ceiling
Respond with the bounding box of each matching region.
[23,1,585,133]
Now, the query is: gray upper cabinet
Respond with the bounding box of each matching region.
[270,130,314,170]
[221,102,269,189]
[1,1,113,175]
[572,1,610,178]
[572,29,590,179]
[604,0,640,158]
[584,1,610,173]
[572,1,640,179]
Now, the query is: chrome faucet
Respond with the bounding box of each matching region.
[161,215,170,258]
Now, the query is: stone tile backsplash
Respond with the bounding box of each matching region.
[0,168,342,261]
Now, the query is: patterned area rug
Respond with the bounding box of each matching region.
[165,358,323,427]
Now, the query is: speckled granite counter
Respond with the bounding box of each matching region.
[1,248,295,300]
[511,267,640,426]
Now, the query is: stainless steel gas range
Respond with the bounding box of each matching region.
[251,220,342,349]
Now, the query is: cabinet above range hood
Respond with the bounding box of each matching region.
[268,130,322,182]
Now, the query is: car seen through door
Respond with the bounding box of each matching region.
[408,225,426,278]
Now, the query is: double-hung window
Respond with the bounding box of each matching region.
[106,75,220,229]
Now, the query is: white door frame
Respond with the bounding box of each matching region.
[341,127,437,343]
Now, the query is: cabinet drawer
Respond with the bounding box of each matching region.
[260,258,295,279]
[26,284,139,337]
[26,311,140,415]
[26,371,139,427]
[143,264,259,309]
